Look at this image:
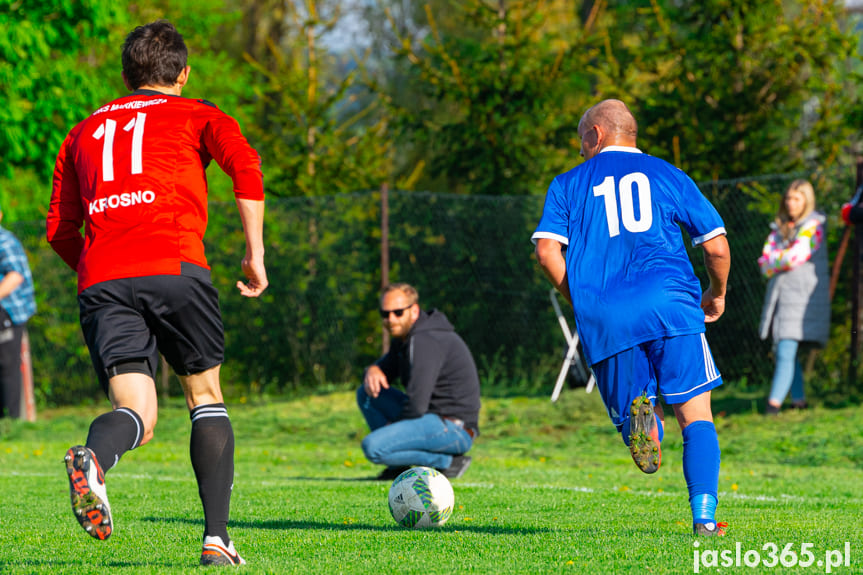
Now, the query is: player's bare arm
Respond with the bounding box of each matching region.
[535,238,572,305]
[0,270,24,299]
[235,197,268,297]
[700,234,731,323]
[363,364,389,398]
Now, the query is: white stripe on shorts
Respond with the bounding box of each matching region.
[662,334,721,399]
[701,333,719,382]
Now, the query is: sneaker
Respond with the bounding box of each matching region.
[375,466,411,481]
[628,394,661,474]
[64,445,112,540]
[765,403,781,415]
[200,535,246,566]
[694,521,727,536]
[440,455,472,479]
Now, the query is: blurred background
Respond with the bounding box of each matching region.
[2,1,862,406]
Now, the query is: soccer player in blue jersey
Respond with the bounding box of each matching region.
[533,99,731,536]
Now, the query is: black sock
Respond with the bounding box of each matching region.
[190,403,234,544]
[85,408,144,473]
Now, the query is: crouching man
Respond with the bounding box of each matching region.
[358,283,480,480]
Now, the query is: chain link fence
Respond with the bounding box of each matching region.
[13,163,858,406]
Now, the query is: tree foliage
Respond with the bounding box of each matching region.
[2,0,862,399]
[0,1,125,179]
[371,0,593,195]
[364,0,861,188]
[240,0,394,197]
[2,0,861,210]
[595,0,857,181]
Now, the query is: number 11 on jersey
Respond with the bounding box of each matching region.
[92,112,147,182]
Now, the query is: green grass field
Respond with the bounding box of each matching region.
[1,388,862,574]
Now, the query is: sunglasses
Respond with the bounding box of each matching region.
[379,305,413,319]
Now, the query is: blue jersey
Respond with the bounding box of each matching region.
[532,147,725,364]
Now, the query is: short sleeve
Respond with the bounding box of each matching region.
[674,173,726,246]
[531,177,570,245]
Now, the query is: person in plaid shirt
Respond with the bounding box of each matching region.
[0,208,36,419]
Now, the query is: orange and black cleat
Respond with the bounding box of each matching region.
[64,446,113,540]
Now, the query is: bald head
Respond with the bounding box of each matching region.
[577,99,638,160]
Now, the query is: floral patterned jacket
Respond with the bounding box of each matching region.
[758,216,824,278]
[757,212,830,345]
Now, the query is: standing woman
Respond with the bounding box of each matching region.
[758,179,830,414]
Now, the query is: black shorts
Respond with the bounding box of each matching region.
[78,264,224,394]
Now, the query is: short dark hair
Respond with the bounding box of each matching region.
[122,21,187,90]
[380,283,419,306]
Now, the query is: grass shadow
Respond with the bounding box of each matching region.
[283,474,389,482]
[12,559,182,569]
[141,516,557,535]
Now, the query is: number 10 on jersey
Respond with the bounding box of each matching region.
[593,173,653,237]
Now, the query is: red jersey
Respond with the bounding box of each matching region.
[47,90,264,293]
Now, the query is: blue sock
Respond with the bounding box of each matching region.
[690,494,717,524]
[682,420,720,524]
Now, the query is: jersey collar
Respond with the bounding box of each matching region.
[600,145,642,154]
[131,89,176,97]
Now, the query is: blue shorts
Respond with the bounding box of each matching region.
[591,332,722,434]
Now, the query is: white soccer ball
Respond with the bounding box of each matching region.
[387,466,455,528]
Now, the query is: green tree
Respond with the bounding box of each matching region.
[369,0,594,196]
[242,0,393,197]
[594,0,859,181]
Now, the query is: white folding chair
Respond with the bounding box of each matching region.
[549,289,595,402]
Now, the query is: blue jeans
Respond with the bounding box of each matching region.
[356,385,473,469]
[768,339,805,405]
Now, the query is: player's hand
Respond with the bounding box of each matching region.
[236,256,268,297]
[363,365,389,399]
[701,288,725,323]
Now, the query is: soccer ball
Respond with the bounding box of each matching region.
[387,466,455,528]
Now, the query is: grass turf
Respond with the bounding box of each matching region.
[1,388,862,574]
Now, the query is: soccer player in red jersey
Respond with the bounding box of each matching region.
[47,20,266,566]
